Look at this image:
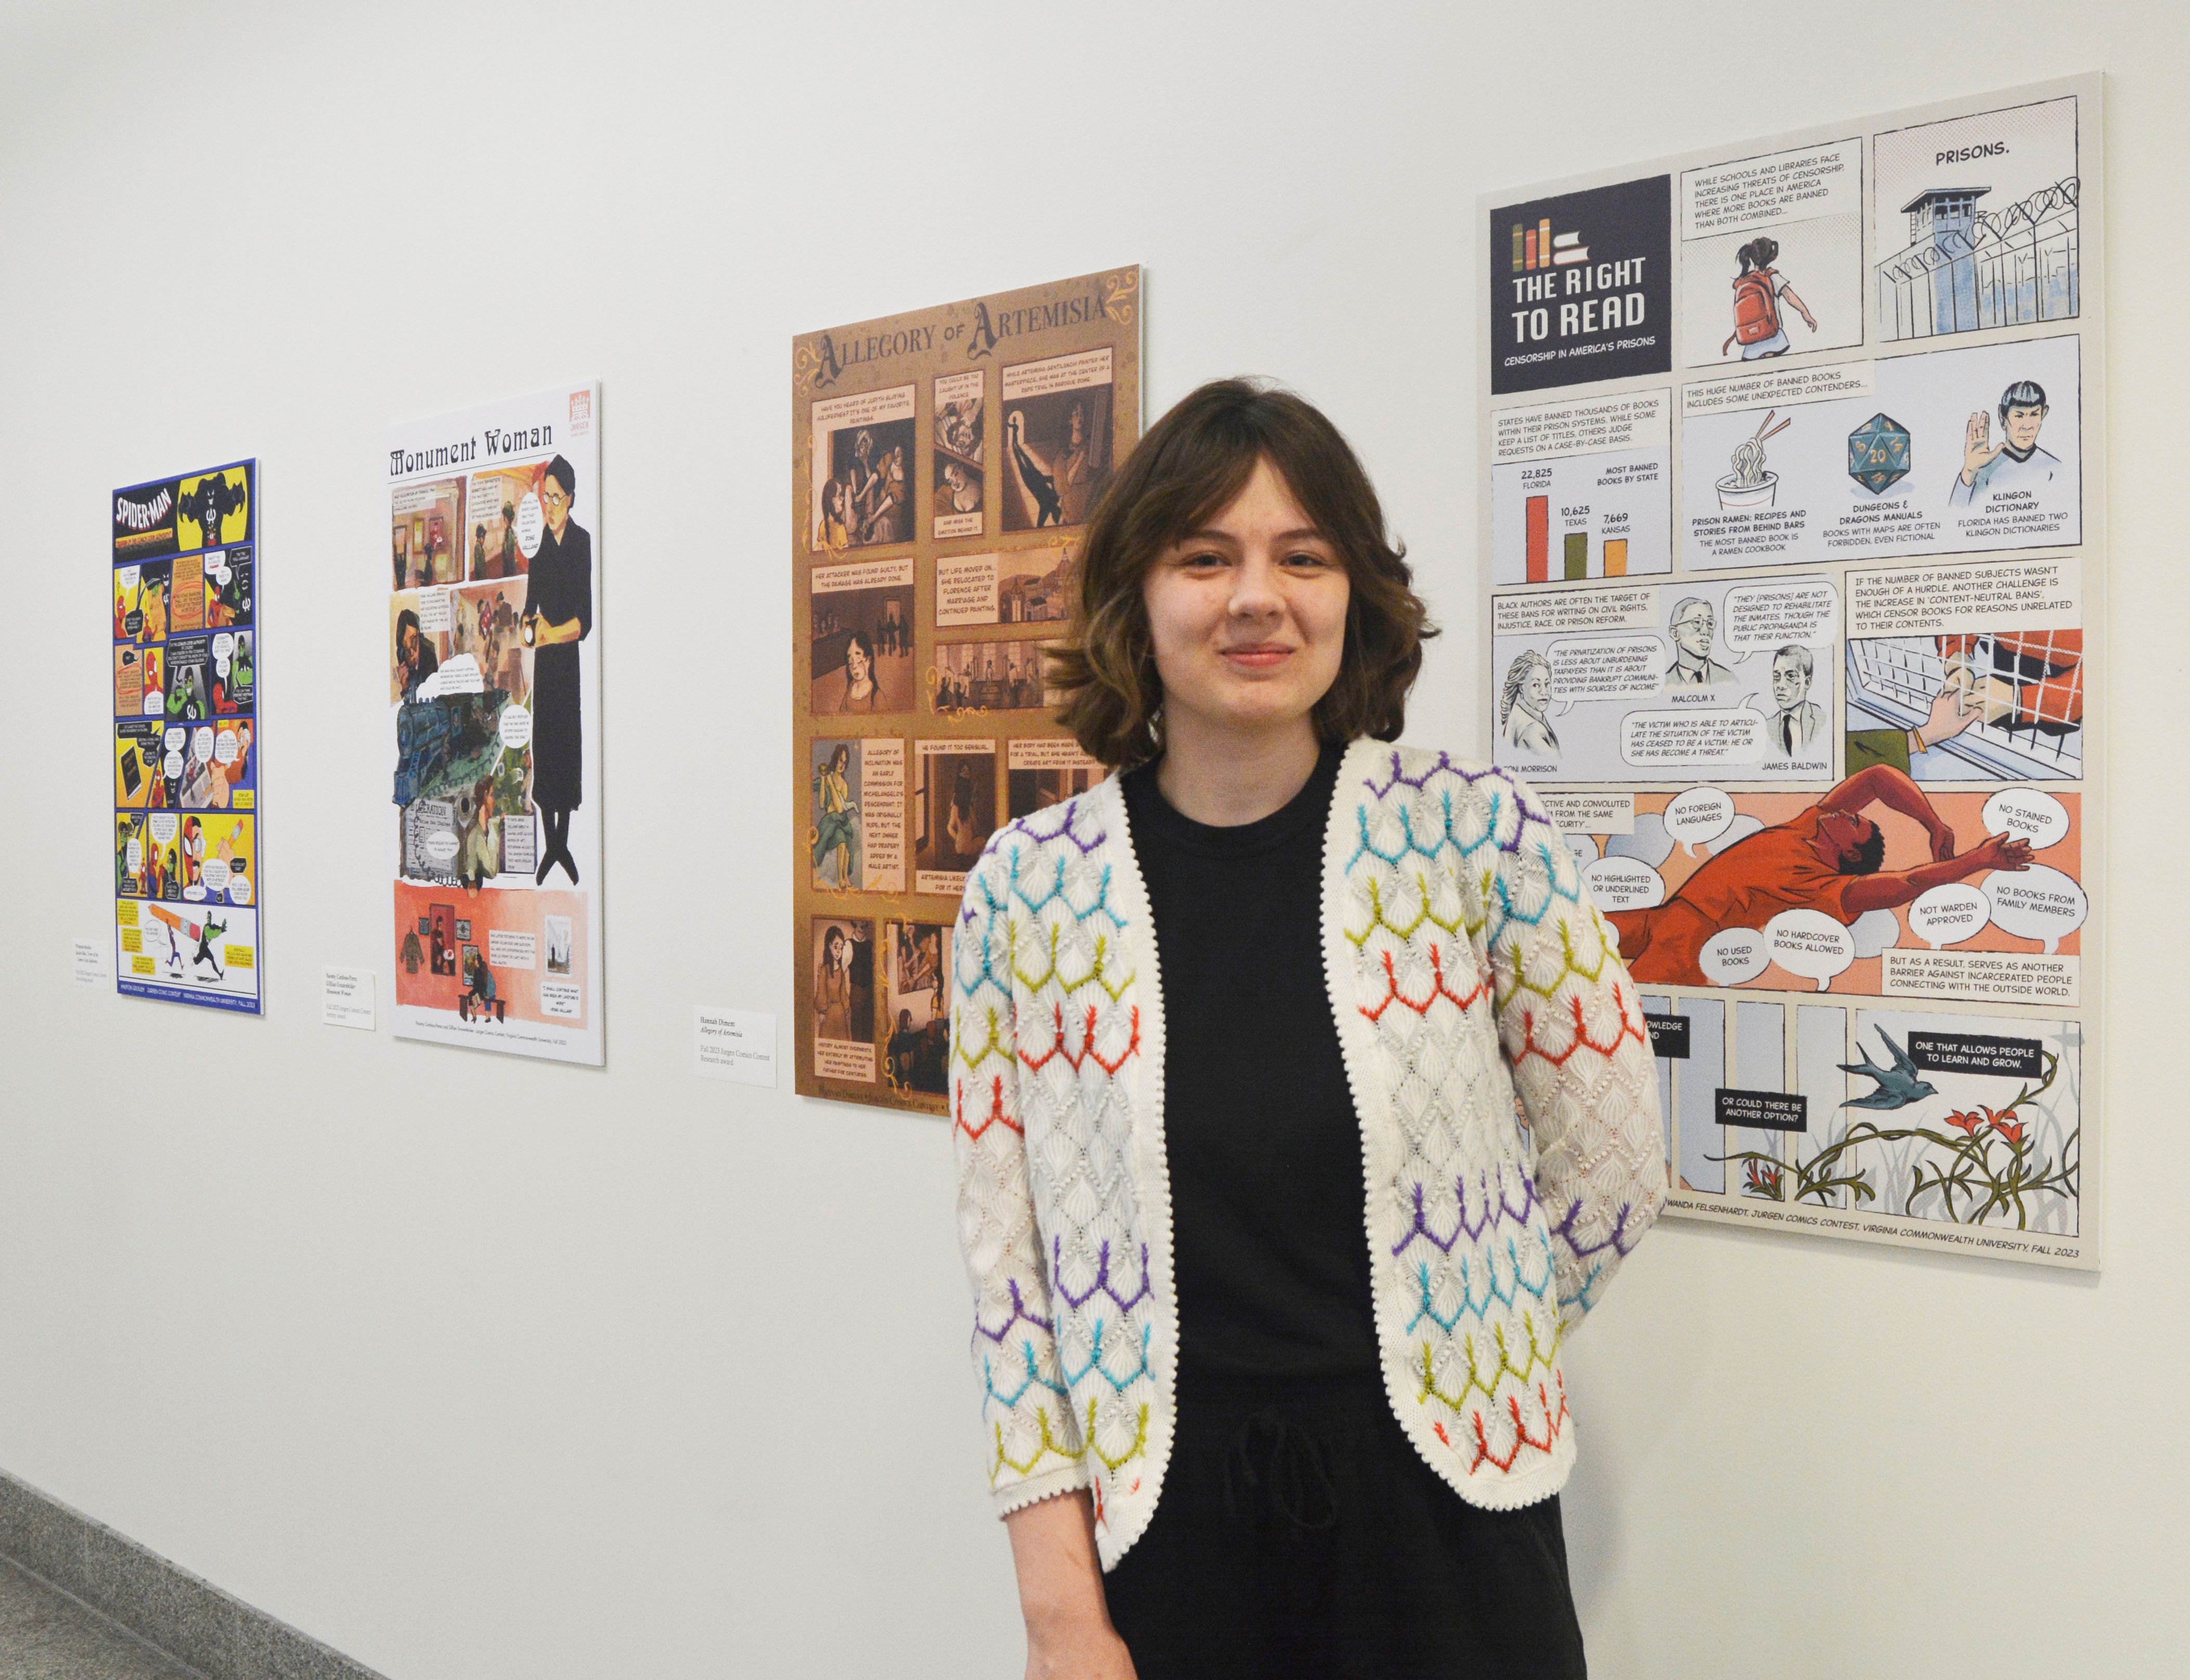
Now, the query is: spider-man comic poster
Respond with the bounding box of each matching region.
[112,459,262,1014]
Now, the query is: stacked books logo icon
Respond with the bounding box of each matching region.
[1512,218,1588,272]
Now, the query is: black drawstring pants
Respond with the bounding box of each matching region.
[1102,1375,1587,1679]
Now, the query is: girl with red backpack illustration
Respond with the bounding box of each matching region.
[1720,235,1818,359]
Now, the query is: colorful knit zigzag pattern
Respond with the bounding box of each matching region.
[954,797,1153,1527]
[949,743,1664,1568]
[1341,749,1662,1488]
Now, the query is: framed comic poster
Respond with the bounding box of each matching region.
[1478,77,2103,1267]
[791,268,1141,1112]
[112,458,263,1012]
[385,383,604,1064]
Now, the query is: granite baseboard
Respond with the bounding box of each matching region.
[0,1471,388,1680]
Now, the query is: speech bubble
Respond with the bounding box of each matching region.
[1981,787,2069,851]
[1849,906,1901,959]
[214,728,238,766]
[183,883,206,902]
[1583,855,1665,910]
[1908,884,1989,950]
[1545,634,1665,715]
[163,750,184,778]
[149,814,177,844]
[1622,707,1768,769]
[418,587,452,633]
[1699,928,1768,985]
[1984,865,2086,955]
[1606,814,1674,869]
[1565,833,1597,865]
[164,727,185,751]
[228,874,252,905]
[126,839,142,872]
[191,726,214,763]
[1764,909,1856,991]
[435,653,483,694]
[211,560,231,585]
[202,858,230,892]
[516,491,544,559]
[212,633,234,659]
[1722,578,1839,653]
[424,831,461,864]
[1663,786,1736,854]
[498,705,533,750]
[119,565,140,589]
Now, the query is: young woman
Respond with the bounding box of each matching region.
[949,380,1665,1677]
[1720,234,1819,360]
[836,629,881,712]
[813,923,854,1041]
[818,479,852,550]
[812,743,860,888]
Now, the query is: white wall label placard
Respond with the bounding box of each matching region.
[696,1005,778,1088]
[322,967,377,1031]
[72,939,112,988]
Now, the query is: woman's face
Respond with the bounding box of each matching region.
[1522,661,1550,709]
[825,928,845,970]
[1141,457,1349,744]
[541,475,572,538]
[845,638,872,685]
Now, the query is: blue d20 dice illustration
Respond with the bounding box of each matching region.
[1848,412,1911,495]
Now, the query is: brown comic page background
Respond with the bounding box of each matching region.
[791,267,1141,1112]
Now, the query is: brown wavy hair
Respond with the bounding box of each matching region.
[1049,378,1436,769]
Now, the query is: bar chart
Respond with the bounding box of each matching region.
[1520,493,1650,582]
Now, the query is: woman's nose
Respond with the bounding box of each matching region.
[1228,555,1284,615]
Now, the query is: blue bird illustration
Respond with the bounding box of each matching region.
[1840,1029,1936,1111]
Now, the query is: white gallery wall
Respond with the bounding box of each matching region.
[2,2,2181,1675]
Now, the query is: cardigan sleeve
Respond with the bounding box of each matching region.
[1479,771,1666,1331]
[949,844,1091,1516]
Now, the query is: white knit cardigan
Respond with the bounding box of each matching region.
[950,740,1665,1567]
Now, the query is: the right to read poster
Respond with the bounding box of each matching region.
[1478,76,2103,1267]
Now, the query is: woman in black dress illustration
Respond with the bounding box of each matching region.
[523,455,592,886]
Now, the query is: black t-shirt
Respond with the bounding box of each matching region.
[1122,744,1380,1387]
